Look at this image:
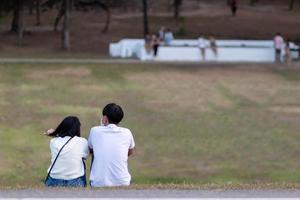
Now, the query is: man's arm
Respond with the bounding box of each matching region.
[128,130,135,157]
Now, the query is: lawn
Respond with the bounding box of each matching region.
[0,63,300,188]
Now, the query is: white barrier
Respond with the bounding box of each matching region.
[109,39,299,62]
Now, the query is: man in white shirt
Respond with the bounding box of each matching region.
[274,32,284,63]
[88,103,135,187]
[198,37,208,61]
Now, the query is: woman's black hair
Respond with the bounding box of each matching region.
[49,116,81,137]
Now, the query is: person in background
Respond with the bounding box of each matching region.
[88,103,135,187]
[273,32,284,63]
[44,116,89,187]
[152,33,161,57]
[158,26,165,41]
[284,39,292,66]
[230,0,237,16]
[198,36,208,61]
[144,34,152,55]
[209,36,218,59]
[164,28,174,46]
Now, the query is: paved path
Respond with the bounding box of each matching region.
[0,58,141,64]
[1,189,300,198]
[0,58,274,65]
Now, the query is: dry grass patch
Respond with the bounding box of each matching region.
[126,70,233,112]
[76,84,108,93]
[220,70,300,105]
[0,154,10,173]
[127,67,300,112]
[268,106,300,114]
[25,67,91,80]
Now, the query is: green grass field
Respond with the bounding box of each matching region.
[1,63,300,188]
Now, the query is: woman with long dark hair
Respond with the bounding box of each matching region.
[44,116,89,187]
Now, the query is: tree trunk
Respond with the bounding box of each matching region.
[54,6,65,32]
[174,0,182,19]
[29,0,34,15]
[11,0,20,33]
[289,0,295,10]
[250,0,255,6]
[36,0,41,25]
[62,0,71,50]
[17,0,24,46]
[142,0,149,36]
[97,2,110,33]
[174,4,179,18]
[102,7,110,33]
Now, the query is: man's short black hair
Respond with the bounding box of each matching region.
[102,103,124,124]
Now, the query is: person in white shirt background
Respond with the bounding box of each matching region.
[88,103,135,187]
[158,26,165,41]
[273,32,284,63]
[45,116,89,187]
[164,28,174,46]
[198,36,208,61]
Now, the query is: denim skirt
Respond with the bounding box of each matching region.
[45,175,86,187]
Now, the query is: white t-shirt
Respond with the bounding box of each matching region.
[198,38,208,49]
[48,136,89,180]
[88,124,135,187]
[274,36,284,50]
[164,32,174,45]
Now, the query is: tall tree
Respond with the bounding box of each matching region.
[10,0,27,45]
[11,0,22,32]
[0,0,34,45]
[289,0,295,10]
[142,0,149,36]
[62,0,71,49]
[42,0,111,49]
[74,1,110,33]
[250,0,259,6]
[17,1,25,46]
[45,0,110,33]
[174,0,182,19]
[36,0,41,25]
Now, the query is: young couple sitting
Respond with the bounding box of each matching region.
[44,103,135,187]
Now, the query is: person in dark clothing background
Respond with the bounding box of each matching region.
[152,33,160,57]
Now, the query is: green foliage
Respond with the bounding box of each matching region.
[175,17,187,37]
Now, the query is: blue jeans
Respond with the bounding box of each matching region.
[45,175,86,187]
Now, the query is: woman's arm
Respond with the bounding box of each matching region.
[128,148,135,157]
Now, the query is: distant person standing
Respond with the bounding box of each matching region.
[284,39,292,66]
[158,27,165,41]
[152,33,161,57]
[273,32,284,63]
[164,28,174,46]
[198,37,208,61]
[144,34,152,55]
[230,0,237,16]
[209,36,218,59]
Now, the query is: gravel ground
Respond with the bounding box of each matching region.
[1,189,300,198]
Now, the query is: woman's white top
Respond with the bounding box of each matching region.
[47,136,89,180]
